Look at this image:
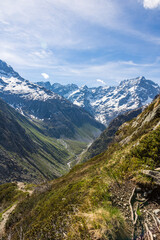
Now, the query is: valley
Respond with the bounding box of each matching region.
[1,1,160,239]
[0,60,105,183]
[0,60,160,239]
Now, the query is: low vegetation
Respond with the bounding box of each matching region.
[0,99,92,183]
[1,95,160,239]
[0,183,27,221]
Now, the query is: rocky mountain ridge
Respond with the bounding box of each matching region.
[37,76,160,125]
[0,60,104,140]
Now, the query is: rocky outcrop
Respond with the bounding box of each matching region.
[142,170,160,185]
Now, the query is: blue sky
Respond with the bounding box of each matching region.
[0,0,160,87]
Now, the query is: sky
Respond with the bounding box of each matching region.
[0,0,160,87]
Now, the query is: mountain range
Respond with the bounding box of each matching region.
[0,59,160,239]
[0,59,160,184]
[2,92,160,240]
[0,60,104,141]
[0,60,107,183]
[37,77,160,125]
[0,97,89,183]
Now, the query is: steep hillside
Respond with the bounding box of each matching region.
[0,98,89,183]
[37,77,160,125]
[2,95,160,239]
[0,99,36,154]
[0,60,104,140]
[81,108,143,162]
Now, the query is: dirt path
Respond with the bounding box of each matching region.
[17,182,33,196]
[0,182,34,237]
[0,204,17,237]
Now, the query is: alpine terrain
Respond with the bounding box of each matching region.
[0,60,104,140]
[1,1,160,239]
[1,92,160,239]
[0,59,106,183]
[0,98,91,183]
[81,108,143,162]
[37,77,160,125]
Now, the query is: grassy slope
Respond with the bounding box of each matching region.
[6,156,127,240]
[81,108,142,163]
[3,96,160,239]
[0,183,27,221]
[15,108,103,180]
[0,99,89,183]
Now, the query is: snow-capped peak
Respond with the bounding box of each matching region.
[37,77,160,125]
[80,85,88,90]
[0,60,61,102]
[119,76,146,87]
[0,59,23,80]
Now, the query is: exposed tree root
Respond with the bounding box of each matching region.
[147,210,160,232]
[145,222,154,240]
[129,187,136,224]
[129,188,141,239]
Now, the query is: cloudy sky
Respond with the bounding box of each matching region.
[0,0,160,86]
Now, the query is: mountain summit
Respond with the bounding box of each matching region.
[37,76,160,125]
[0,60,22,79]
[0,60,105,139]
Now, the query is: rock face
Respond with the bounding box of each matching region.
[0,60,105,139]
[142,170,160,185]
[37,77,160,125]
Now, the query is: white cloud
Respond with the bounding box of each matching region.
[143,0,160,9]
[0,0,159,71]
[55,0,122,29]
[96,79,106,85]
[41,73,49,79]
[0,0,125,71]
[0,0,160,87]
[0,0,122,50]
[52,59,160,86]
